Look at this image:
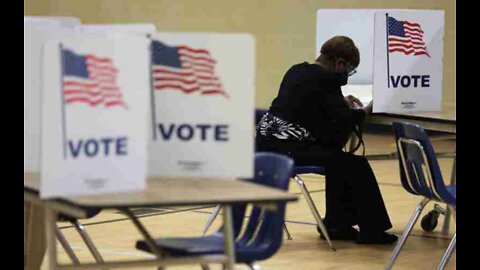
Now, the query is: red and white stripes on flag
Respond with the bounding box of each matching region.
[387,16,430,57]
[151,41,229,98]
[62,49,126,108]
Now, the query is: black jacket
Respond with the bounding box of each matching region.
[264,62,366,148]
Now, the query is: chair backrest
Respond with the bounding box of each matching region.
[232,152,294,262]
[392,122,455,206]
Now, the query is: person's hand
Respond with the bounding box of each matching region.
[363,101,373,114]
[345,95,363,109]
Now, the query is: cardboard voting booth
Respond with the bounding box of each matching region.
[25,19,154,174]
[78,24,156,37]
[373,10,444,112]
[40,38,150,198]
[316,9,397,85]
[24,16,81,28]
[316,9,444,113]
[148,33,255,179]
[27,23,255,199]
[24,18,79,173]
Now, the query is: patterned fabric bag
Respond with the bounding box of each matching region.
[257,112,364,155]
[257,112,316,142]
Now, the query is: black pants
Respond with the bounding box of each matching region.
[256,137,392,232]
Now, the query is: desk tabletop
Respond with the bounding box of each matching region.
[371,110,456,123]
[366,109,456,133]
[24,173,297,208]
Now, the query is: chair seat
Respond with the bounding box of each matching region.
[136,234,272,262]
[293,166,326,175]
[135,153,293,264]
[136,233,226,256]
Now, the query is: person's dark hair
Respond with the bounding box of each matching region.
[316,36,360,68]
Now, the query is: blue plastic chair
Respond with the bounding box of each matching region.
[201,109,294,240]
[385,122,456,270]
[256,108,334,250]
[202,110,334,249]
[136,152,294,270]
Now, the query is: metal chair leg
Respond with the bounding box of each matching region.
[248,262,263,270]
[205,206,293,240]
[441,206,451,235]
[283,222,293,240]
[246,209,266,246]
[442,155,456,235]
[434,204,446,215]
[55,226,80,264]
[72,220,106,266]
[202,205,222,236]
[293,175,335,251]
[448,206,456,221]
[436,233,456,270]
[385,198,430,270]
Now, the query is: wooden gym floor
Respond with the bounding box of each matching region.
[43,128,456,270]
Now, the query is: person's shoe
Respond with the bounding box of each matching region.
[317,225,359,241]
[355,231,398,245]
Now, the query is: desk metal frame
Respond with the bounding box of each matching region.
[24,191,241,270]
[24,178,295,270]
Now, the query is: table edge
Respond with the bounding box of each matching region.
[370,113,456,124]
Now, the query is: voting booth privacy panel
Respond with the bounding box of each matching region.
[24,16,81,28]
[148,33,255,179]
[78,24,157,37]
[316,9,444,113]
[373,11,444,113]
[316,9,396,85]
[25,18,80,173]
[26,18,256,197]
[40,38,151,198]
[25,19,156,174]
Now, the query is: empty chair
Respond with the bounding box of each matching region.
[136,152,294,270]
[202,109,293,240]
[385,122,456,270]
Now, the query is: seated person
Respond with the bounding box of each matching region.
[256,36,397,244]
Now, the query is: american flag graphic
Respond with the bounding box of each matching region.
[62,49,126,108]
[387,16,430,57]
[151,40,229,98]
